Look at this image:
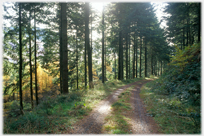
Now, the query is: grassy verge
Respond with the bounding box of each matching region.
[102,85,135,134]
[4,78,143,134]
[140,81,200,134]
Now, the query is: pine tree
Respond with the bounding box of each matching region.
[19,2,23,115]
[102,5,105,83]
[60,3,68,94]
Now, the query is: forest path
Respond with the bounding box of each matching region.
[128,80,160,134]
[67,79,159,134]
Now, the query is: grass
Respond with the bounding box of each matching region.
[140,81,200,134]
[3,78,143,134]
[102,86,135,134]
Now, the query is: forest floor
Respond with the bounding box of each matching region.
[62,79,160,134]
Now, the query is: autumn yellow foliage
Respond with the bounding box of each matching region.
[170,43,200,71]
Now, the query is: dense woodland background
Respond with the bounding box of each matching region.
[3,2,201,134]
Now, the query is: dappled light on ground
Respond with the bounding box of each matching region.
[67,80,159,134]
[68,81,141,134]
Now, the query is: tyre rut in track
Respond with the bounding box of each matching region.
[129,80,160,134]
[68,81,140,134]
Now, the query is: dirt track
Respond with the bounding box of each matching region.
[128,80,160,134]
[66,80,159,134]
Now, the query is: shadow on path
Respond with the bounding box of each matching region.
[68,81,140,134]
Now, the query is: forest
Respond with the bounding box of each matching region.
[3,2,201,134]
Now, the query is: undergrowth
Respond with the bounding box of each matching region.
[4,78,143,134]
[140,43,200,134]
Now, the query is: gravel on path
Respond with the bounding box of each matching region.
[68,81,138,134]
[128,80,160,134]
[65,80,160,134]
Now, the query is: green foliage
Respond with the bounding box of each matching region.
[8,112,48,132]
[159,43,200,104]
[6,100,32,117]
[4,79,141,134]
[140,43,201,134]
[164,3,200,46]
[170,43,200,70]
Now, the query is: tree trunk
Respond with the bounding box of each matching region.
[183,19,186,47]
[13,93,15,100]
[29,10,33,109]
[186,4,189,46]
[126,33,128,79]
[60,3,68,94]
[102,5,105,83]
[59,3,63,93]
[19,3,24,115]
[128,33,130,79]
[76,25,78,89]
[34,7,38,105]
[90,10,93,85]
[85,38,87,88]
[84,7,87,88]
[151,52,153,75]
[136,37,138,78]
[85,3,94,88]
[105,38,106,81]
[198,3,201,42]
[144,40,147,77]
[118,30,123,80]
[133,33,135,78]
[139,37,142,78]
[161,61,162,75]
[114,51,116,79]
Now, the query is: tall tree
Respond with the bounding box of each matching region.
[198,3,201,42]
[126,33,128,79]
[84,4,87,88]
[34,7,38,105]
[144,39,147,77]
[76,26,78,89]
[28,9,33,109]
[85,3,93,88]
[128,33,130,79]
[102,5,105,83]
[60,3,68,94]
[139,37,142,78]
[136,37,138,78]
[118,30,123,80]
[19,2,23,115]
[132,33,135,78]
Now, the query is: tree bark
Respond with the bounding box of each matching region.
[76,25,78,89]
[161,61,162,75]
[85,3,94,88]
[133,33,135,78]
[19,3,24,115]
[118,30,123,80]
[102,5,105,83]
[105,37,106,81]
[144,39,147,77]
[198,3,201,42]
[34,7,38,105]
[128,33,130,79]
[151,51,153,75]
[59,3,63,93]
[186,4,189,46]
[114,51,116,79]
[60,3,68,94]
[136,37,138,78]
[139,37,142,78]
[29,10,33,109]
[126,33,128,79]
